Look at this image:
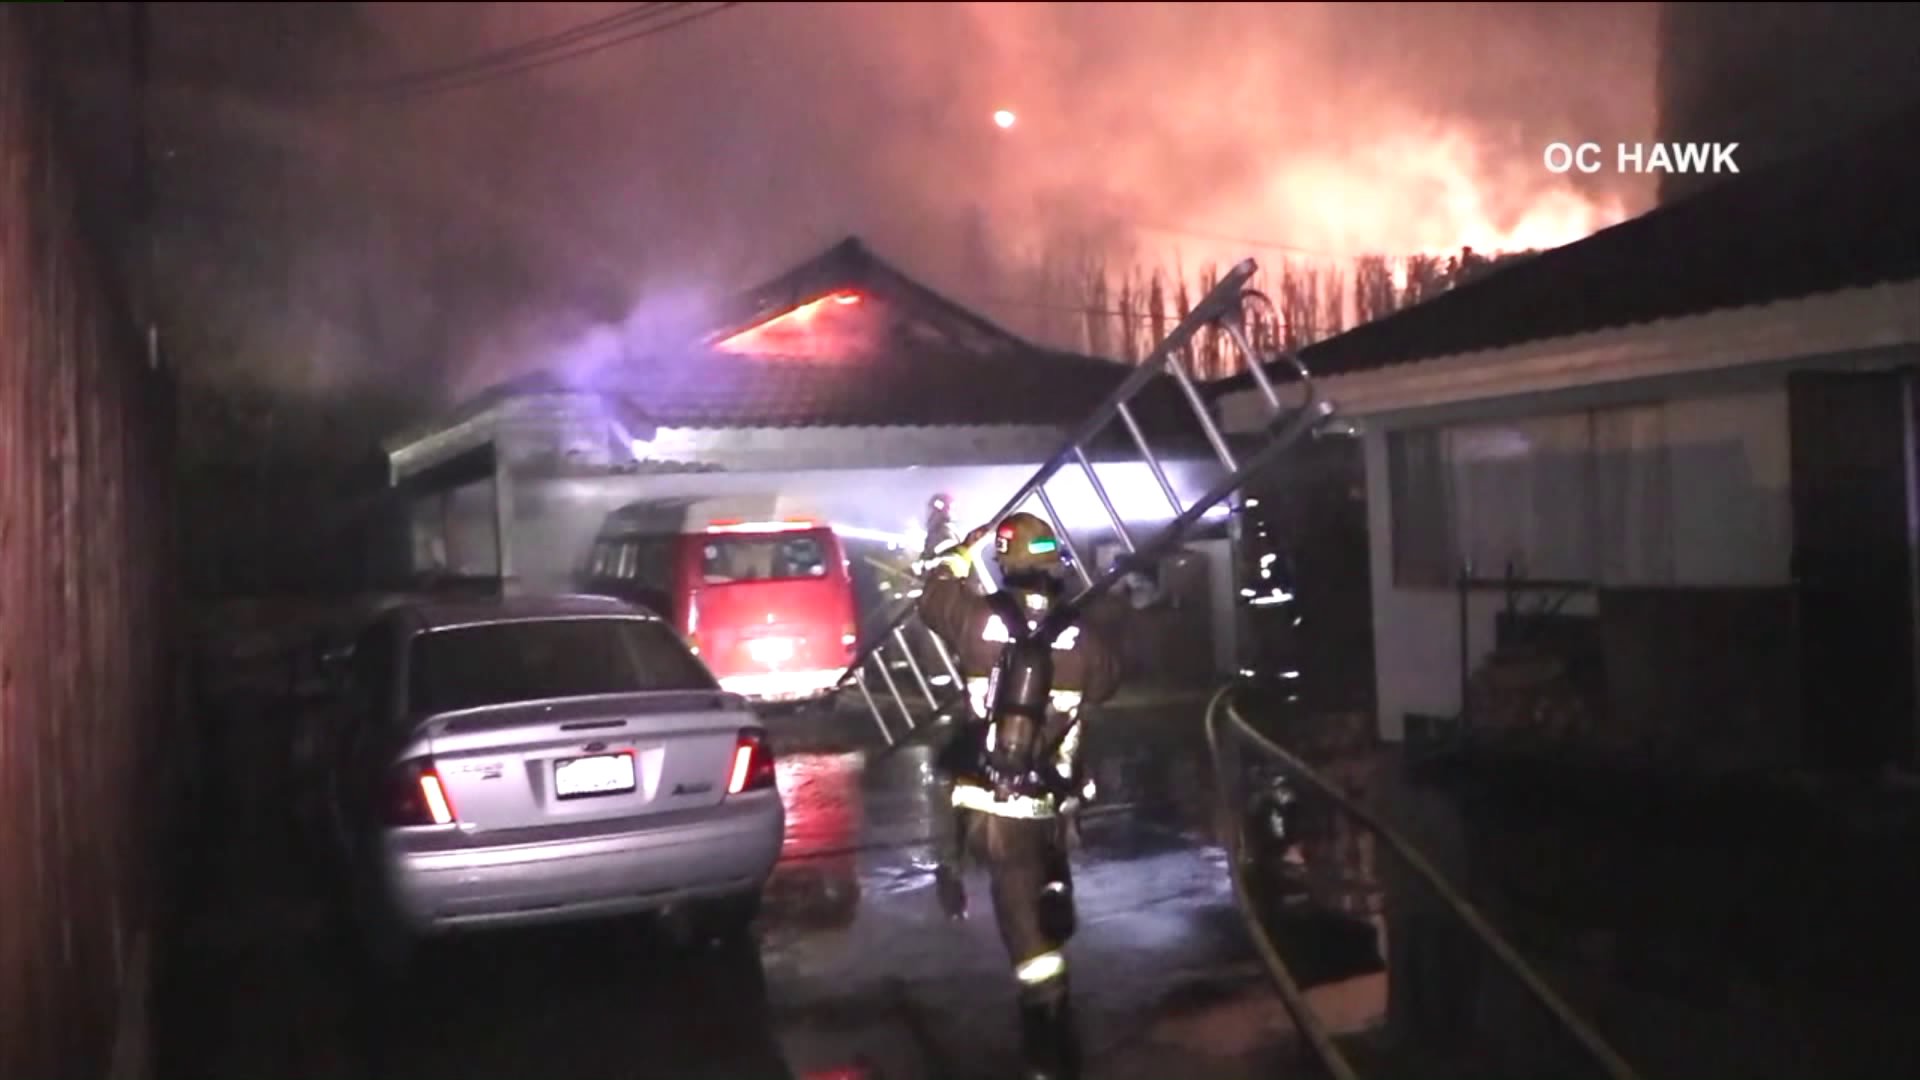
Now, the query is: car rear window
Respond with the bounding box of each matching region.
[408,617,716,715]
[701,534,830,584]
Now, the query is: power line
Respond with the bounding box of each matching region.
[336,4,684,97]
[376,3,742,102]
[977,292,1295,327]
[1120,218,1346,262]
[316,2,743,105]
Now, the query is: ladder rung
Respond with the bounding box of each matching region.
[1033,485,1094,588]
[853,670,893,746]
[1074,446,1136,553]
[824,257,1341,712]
[913,607,967,687]
[1165,350,1239,473]
[1221,311,1285,414]
[868,650,917,731]
[964,262,1259,542]
[891,624,937,705]
[1115,401,1185,519]
[1067,397,1334,615]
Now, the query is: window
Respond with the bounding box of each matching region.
[587,535,673,587]
[1388,403,1675,588]
[1388,427,1457,587]
[701,535,828,584]
[408,617,717,716]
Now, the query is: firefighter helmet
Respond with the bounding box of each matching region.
[994,512,1064,577]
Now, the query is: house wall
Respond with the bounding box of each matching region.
[1364,381,1792,740]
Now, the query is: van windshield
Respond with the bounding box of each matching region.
[701,534,830,584]
[409,617,716,715]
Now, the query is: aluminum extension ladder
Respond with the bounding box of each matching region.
[838,258,1341,744]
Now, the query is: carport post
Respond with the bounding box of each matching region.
[492,451,515,592]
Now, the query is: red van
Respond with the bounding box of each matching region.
[581,519,858,704]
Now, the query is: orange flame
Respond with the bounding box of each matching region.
[717,291,866,356]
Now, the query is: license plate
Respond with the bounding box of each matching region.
[554,752,637,799]
[747,636,795,664]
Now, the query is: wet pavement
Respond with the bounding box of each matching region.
[155,694,1323,1080]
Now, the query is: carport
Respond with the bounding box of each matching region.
[380,237,1243,681]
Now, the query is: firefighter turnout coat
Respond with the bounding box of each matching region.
[917,565,1121,818]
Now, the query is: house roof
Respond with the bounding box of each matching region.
[387,237,1201,459]
[1215,100,1920,394]
[442,347,1184,431]
[701,236,1033,358]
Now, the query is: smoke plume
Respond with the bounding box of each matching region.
[177,1,1662,397]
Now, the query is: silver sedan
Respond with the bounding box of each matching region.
[321,595,784,965]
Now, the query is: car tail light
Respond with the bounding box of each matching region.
[384,758,456,826]
[727,729,776,795]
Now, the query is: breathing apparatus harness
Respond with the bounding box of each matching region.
[978,583,1081,805]
[923,510,1089,810]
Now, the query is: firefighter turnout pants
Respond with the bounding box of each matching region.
[940,793,1082,1078]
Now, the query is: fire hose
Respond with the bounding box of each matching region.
[1203,683,1644,1080]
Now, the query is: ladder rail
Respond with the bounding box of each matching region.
[1052,397,1333,624]
[895,262,1260,588]
[971,258,1259,533]
[833,256,1330,715]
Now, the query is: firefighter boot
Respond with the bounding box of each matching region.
[1017,987,1081,1080]
[935,864,968,921]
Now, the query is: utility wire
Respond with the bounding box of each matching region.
[1123,218,1346,261]
[975,293,1260,325]
[335,3,685,96]
[311,2,742,105]
[372,3,741,102]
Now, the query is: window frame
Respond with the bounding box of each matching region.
[698,533,831,585]
[1386,401,1678,591]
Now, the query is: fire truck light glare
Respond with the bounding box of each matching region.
[993,109,1016,129]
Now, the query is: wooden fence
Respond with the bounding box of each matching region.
[0,8,179,1078]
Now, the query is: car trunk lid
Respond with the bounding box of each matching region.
[421,691,755,831]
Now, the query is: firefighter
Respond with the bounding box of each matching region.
[916,511,1122,1080]
[921,492,959,562]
